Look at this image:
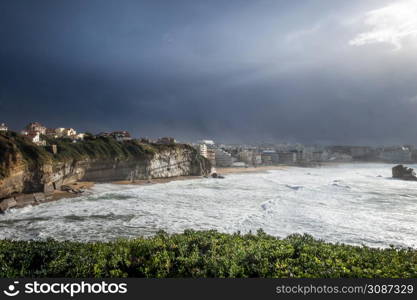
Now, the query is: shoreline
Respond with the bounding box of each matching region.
[112,175,203,186]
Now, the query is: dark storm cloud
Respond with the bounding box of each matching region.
[1,0,417,144]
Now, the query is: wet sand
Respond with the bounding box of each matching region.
[216,165,286,175]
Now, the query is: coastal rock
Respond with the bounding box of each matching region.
[0,197,17,211]
[61,185,84,194]
[211,173,225,179]
[392,164,417,181]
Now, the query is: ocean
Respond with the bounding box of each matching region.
[0,163,416,248]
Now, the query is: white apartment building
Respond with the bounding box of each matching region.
[215,149,232,167]
[0,123,8,132]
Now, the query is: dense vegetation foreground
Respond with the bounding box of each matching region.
[0,230,416,278]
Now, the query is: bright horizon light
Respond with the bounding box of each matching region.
[350,0,417,50]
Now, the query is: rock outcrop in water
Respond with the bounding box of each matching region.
[211,173,224,179]
[392,164,417,181]
[0,132,211,211]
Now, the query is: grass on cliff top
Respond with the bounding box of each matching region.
[43,136,196,162]
[0,230,416,278]
[43,136,157,161]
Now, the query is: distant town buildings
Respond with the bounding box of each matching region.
[156,137,176,144]
[46,127,78,138]
[214,148,233,167]
[238,150,253,165]
[230,161,245,167]
[25,122,46,135]
[45,128,58,138]
[63,128,77,137]
[18,122,86,145]
[138,137,151,144]
[379,146,412,163]
[0,123,8,132]
[311,151,324,162]
[54,128,67,136]
[261,150,280,165]
[190,141,403,167]
[110,131,132,142]
[193,140,327,167]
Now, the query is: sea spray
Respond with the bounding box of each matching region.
[0,163,416,248]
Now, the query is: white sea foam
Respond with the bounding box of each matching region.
[0,163,416,248]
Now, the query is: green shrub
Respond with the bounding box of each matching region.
[0,230,415,278]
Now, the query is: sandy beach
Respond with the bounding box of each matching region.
[112,176,202,186]
[114,166,287,185]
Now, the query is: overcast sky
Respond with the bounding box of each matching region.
[1,0,417,145]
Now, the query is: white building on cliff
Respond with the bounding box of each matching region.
[25,122,46,135]
[0,123,8,132]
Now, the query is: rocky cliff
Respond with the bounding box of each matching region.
[0,132,211,211]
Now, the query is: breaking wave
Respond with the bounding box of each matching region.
[0,163,416,248]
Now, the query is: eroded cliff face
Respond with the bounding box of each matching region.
[79,146,209,182]
[0,143,210,211]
